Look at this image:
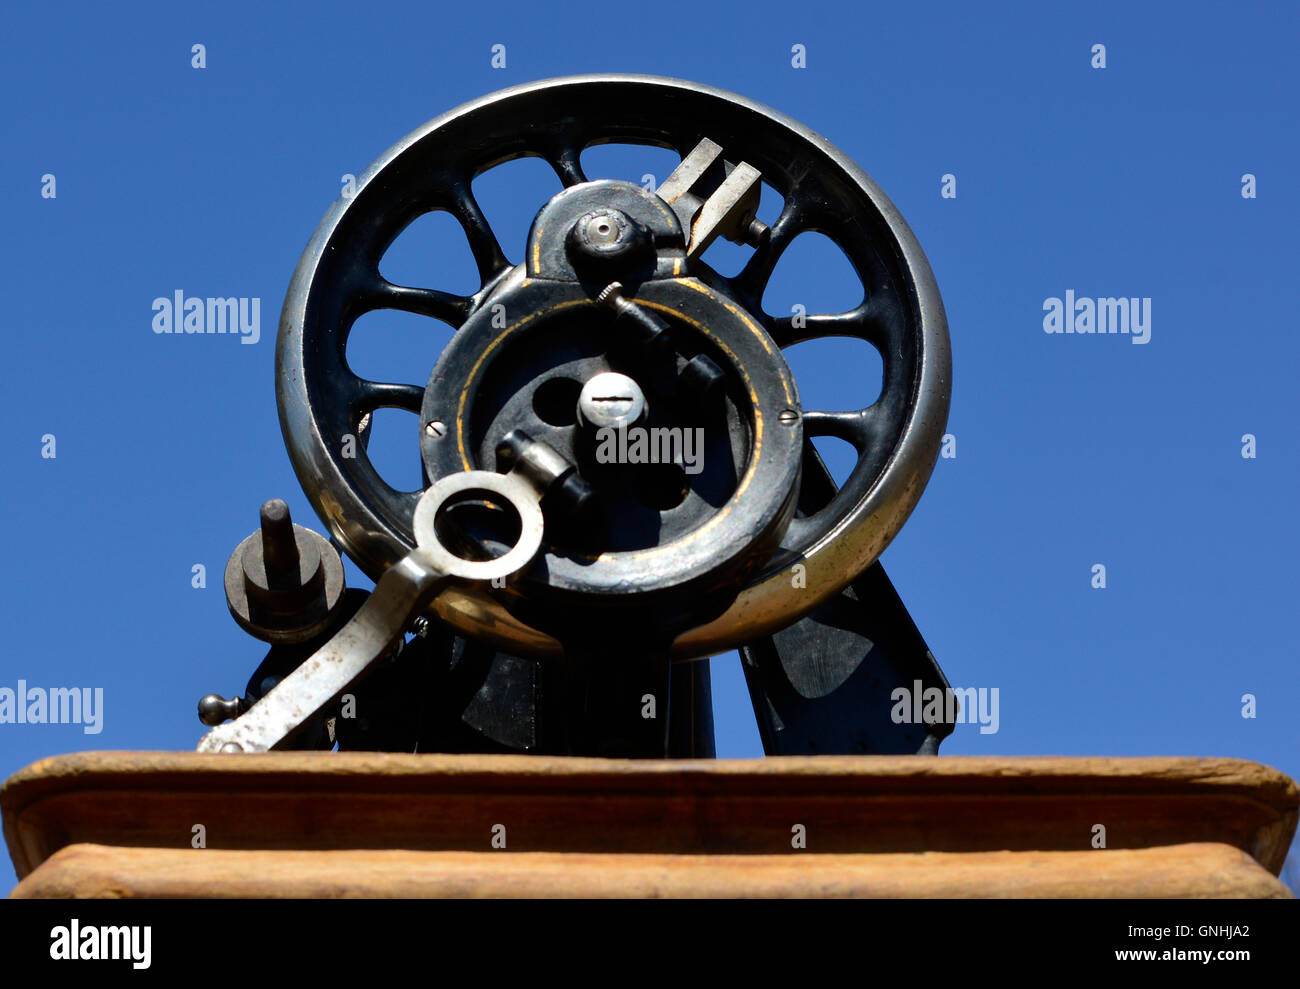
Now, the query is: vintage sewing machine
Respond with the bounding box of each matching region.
[6,77,1291,900]
[194,73,954,759]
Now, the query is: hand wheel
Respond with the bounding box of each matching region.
[276,73,950,664]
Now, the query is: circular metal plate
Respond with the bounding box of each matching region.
[418,274,803,603]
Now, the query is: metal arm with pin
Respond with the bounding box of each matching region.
[199,461,552,753]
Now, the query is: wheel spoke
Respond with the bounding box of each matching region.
[766,304,862,347]
[354,380,425,415]
[802,408,876,450]
[447,177,511,284]
[770,297,894,347]
[735,199,803,299]
[361,278,470,326]
[549,143,588,188]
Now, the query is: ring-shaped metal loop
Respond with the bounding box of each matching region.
[411,471,544,582]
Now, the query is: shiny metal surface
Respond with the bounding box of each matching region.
[276,74,950,660]
[196,470,545,752]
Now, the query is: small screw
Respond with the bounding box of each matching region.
[578,372,646,429]
[597,282,626,309]
[778,408,800,425]
[411,616,430,638]
[425,420,446,438]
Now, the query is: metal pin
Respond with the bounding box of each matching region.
[198,693,245,726]
[260,499,301,587]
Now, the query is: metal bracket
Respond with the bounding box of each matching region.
[657,138,769,257]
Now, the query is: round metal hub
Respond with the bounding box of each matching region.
[419,272,803,605]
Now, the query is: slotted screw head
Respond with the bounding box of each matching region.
[577,372,646,429]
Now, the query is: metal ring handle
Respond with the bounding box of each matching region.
[411,470,544,583]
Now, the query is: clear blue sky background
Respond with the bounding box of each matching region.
[1,1,1296,895]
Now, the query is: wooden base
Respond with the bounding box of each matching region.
[14,842,1288,898]
[4,753,1295,898]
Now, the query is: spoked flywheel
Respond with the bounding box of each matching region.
[278,74,950,672]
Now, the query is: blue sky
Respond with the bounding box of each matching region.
[1,1,1296,894]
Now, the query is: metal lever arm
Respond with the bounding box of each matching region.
[197,467,548,753]
[196,552,450,753]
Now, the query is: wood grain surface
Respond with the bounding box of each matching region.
[4,752,1295,897]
